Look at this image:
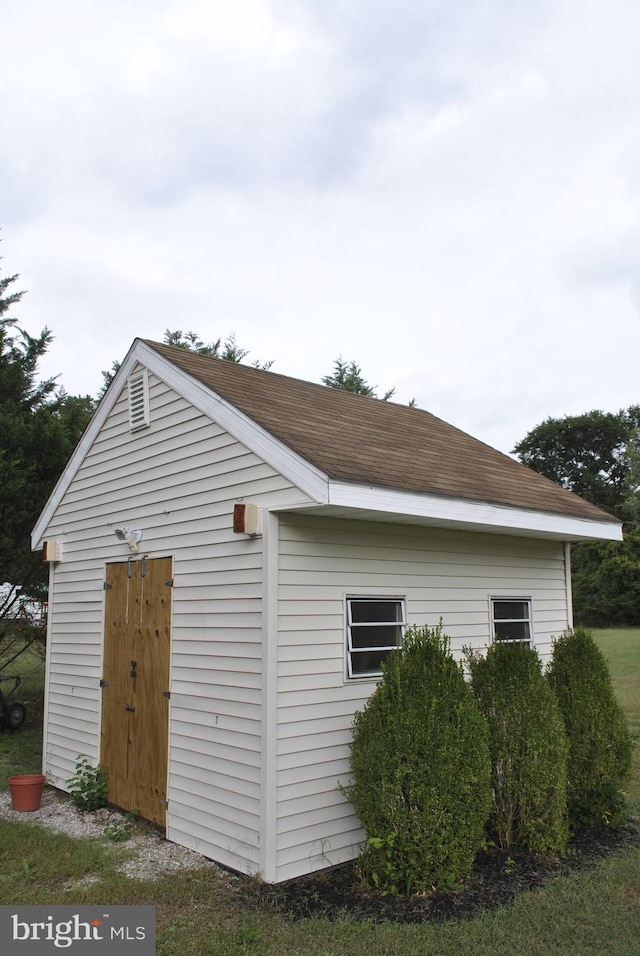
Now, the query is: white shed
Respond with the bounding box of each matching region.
[32,339,621,882]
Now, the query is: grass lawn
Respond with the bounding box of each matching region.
[0,628,638,955]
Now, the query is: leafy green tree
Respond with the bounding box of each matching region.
[513,408,640,625]
[623,426,640,529]
[570,535,640,627]
[512,408,640,523]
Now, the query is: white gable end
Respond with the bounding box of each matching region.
[33,341,329,549]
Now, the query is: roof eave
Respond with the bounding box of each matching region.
[311,481,622,542]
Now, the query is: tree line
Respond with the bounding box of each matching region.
[513,408,640,625]
[1,250,638,663]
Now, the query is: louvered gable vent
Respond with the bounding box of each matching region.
[128,369,150,431]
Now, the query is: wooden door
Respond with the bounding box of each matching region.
[101,556,172,827]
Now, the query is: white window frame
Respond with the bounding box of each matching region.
[346,596,406,680]
[490,597,533,647]
[128,369,150,432]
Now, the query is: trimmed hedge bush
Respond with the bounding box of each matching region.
[344,624,491,894]
[547,626,633,827]
[468,641,569,856]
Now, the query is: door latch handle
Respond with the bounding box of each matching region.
[124,704,135,712]
[129,660,137,679]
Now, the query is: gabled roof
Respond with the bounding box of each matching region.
[32,338,622,548]
[145,340,615,527]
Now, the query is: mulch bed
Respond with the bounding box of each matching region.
[256,818,640,924]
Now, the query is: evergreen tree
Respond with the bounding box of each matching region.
[468,641,569,856]
[322,357,395,401]
[345,624,491,893]
[163,329,273,369]
[0,251,93,666]
[548,627,633,828]
[99,329,273,398]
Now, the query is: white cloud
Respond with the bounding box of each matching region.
[2,0,639,455]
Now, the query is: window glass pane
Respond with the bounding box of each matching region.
[350,624,403,650]
[494,621,531,642]
[493,601,529,621]
[492,598,532,645]
[350,600,402,624]
[350,648,394,676]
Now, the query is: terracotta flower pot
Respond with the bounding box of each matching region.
[7,774,46,811]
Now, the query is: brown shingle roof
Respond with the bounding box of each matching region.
[144,340,615,524]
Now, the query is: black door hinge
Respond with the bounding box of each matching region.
[99,679,109,688]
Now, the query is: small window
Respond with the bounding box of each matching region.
[491,598,532,646]
[346,597,406,679]
[128,370,150,432]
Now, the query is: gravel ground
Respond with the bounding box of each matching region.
[0,786,222,882]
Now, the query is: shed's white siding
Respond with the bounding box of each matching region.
[275,512,570,882]
[41,371,311,875]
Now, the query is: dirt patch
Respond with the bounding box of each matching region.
[256,819,640,924]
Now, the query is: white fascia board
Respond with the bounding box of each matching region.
[327,481,623,542]
[32,341,329,549]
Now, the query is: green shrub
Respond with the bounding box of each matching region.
[67,755,108,812]
[468,641,569,856]
[547,627,633,827]
[344,623,491,894]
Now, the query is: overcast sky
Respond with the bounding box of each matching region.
[2,0,639,454]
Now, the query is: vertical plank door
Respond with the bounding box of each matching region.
[101,557,172,827]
